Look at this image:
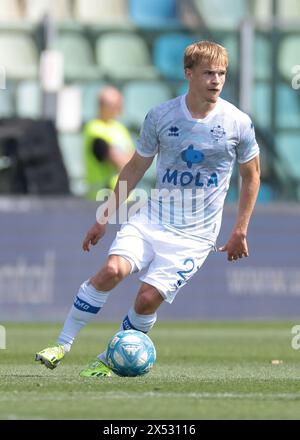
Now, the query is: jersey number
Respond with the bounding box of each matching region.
[176,258,195,286]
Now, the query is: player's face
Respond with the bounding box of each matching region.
[185,62,227,103]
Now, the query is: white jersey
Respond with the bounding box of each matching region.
[136,95,259,244]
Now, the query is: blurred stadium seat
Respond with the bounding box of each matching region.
[0,32,38,79]
[254,34,272,80]
[257,182,275,202]
[0,0,297,202]
[251,0,300,21]
[0,83,14,117]
[278,0,300,20]
[73,0,131,27]
[278,34,300,81]
[153,33,196,80]
[96,32,158,80]
[252,81,271,129]
[16,80,41,118]
[276,83,300,129]
[122,80,173,128]
[0,0,23,22]
[23,0,73,22]
[275,133,300,182]
[59,132,86,195]
[217,32,271,80]
[128,0,182,29]
[193,0,250,30]
[252,0,272,20]
[55,32,99,81]
[217,33,238,74]
[177,81,189,96]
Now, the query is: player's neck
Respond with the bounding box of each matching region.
[185,92,218,119]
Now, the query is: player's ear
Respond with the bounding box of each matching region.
[185,68,192,81]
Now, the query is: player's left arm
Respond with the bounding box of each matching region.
[219,155,260,261]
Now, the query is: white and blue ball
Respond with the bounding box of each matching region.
[106,330,156,377]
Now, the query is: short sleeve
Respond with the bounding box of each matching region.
[236,114,260,164]
[136,109,159,157]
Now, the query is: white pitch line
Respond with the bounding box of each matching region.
[1,392,300,402]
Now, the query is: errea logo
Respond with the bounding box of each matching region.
[168,126,180,137]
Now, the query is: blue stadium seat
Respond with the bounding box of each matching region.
[153,33,197,81]
[252,81,300,131]
[252,81,271,129]
[276,83,300,129]
[254,34,271,80]
[217,32,238,74]
[275,133,300,181]
[257,183,275,203]
[225,184,238,202]
[221,80,238,106]
[129,0,182,29]
[226,182,274,203]
[218,32,270,80]
[177,81,188,96]
[122,80,172,128]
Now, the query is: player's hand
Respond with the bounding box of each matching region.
[218,231,249,262]
[82,222,106,252]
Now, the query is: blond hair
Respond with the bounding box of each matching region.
[184,41,228,70]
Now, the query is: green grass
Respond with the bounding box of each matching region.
[0,322,300,420]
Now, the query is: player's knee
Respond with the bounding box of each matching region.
[92,263,123,291]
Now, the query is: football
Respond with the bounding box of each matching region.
[106,330,156,377]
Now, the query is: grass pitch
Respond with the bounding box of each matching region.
[0,321,300,420]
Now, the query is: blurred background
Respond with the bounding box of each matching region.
[0,0,299,322]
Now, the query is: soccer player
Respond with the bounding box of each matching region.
[36,41,260,376]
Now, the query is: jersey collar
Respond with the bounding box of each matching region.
[181,94,221,123]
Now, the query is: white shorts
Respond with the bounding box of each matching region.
[108,212,214,304]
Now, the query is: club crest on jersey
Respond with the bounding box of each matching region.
[210,125,226,141]
[168,126,180,137]
[181,145,205,169]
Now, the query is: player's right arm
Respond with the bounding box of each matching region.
[82,151,154,252]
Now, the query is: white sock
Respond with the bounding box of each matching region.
[57,280,109,351]
[97,307,157,363]
[122,307,157,333]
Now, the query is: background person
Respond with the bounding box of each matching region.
[84,86,134,199]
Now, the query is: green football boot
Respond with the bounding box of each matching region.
[79,358,112,378]
[35,344,66,370]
